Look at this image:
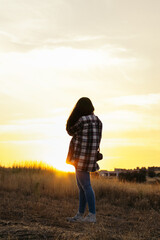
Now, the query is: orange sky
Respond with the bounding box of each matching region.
[0,0,160,171]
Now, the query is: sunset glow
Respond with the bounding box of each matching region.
[0,0,160,171]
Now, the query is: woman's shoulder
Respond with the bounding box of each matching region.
[80,114,101,123]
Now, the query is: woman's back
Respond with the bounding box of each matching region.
[67,114,102,172]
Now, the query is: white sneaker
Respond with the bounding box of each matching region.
[66,212,84,222]
[82,212,96,223]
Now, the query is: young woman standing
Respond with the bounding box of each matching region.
[66,97,102,223]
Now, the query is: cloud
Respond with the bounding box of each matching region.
[0,0,159,54]
[108,93,160,107]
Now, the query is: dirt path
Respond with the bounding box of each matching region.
[0,191,160,240]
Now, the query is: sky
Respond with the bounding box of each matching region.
[0,0,160,171]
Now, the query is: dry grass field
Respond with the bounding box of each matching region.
[0,164,160,240]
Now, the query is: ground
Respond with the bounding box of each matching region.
[0,191,160,240]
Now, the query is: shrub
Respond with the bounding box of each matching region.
[148,170,156,178]
[118,171,146,183]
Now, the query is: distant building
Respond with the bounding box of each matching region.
[99,170,119,177]
[99,167,160,178]
[98,170,108,177]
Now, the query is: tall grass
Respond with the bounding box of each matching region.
[0,164,160,210]
[93,177,160,210]
[0,164,77,199]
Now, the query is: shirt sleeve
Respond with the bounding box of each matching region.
[66,118,83,136]
[98,119,103,144]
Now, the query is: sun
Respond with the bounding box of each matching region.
[45,157,75,172]
[43,149,75,172]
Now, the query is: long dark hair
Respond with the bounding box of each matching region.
[67,97,95,129]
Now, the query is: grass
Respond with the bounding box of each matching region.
[0,164,160,210]
[0,163,160,239]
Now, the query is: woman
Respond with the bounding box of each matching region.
[66,97,102,223]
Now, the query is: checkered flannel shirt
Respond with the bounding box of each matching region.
[66,114,102,172]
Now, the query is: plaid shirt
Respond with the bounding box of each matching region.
[66,114,102,172]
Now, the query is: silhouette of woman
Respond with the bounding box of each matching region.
[66,97,102,223]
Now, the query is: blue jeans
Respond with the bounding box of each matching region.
[76,170,96,214]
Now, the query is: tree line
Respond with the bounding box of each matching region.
[118,167,160,183]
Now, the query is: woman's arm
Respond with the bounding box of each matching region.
[66,118,83,136]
